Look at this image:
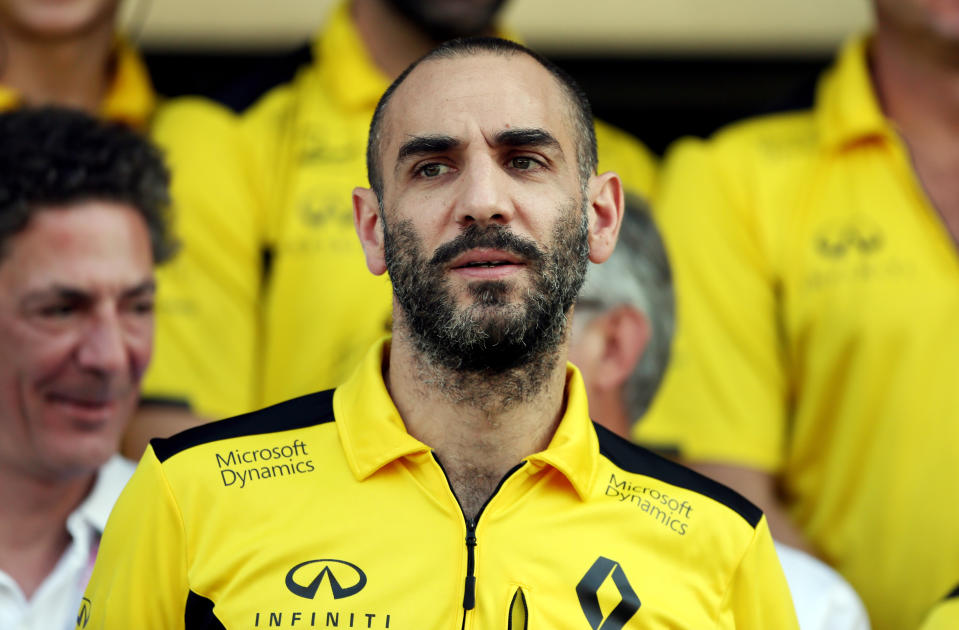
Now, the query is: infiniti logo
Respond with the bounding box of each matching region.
[285,559,368,600]
[75,597,92,629]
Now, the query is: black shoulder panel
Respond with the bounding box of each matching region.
[185,590,227,630]
[214,42,314,113]
[946,582,959,601]
[151,389,336,463]
[594,422,762,528]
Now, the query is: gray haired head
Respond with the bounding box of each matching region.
[576,193,674,423]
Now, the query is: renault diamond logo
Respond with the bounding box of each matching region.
[576,557,640,630]
[285,559,367,600]
[76,597,92,629]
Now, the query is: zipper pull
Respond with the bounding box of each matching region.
[464,519,478,610]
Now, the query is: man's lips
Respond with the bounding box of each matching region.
[45,392,125,422]
[449,249,526,280]
[450,248,525,269]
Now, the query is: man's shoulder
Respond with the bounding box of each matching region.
[700,107,821,169]
[593,422,762,530]
[150,389,337,463]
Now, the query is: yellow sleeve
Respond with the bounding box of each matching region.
[720,516,799,629]
[594,118,658,201]
[144,98,262,420]
[920,591,959,630]
[634,136,788,471]
[81,448,189,629]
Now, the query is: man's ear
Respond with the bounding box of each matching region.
[353,186,387,275]
[592,305,650,392]
[586,171,624,264]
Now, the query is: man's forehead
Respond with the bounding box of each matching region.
[384,52,572,148]
[0,202,154,292]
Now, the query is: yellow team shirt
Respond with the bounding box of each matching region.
[0,38,155,127]
[82,339,797,629]
[919,586,959,630]
[142,1,659,420]
[635,35,959,630]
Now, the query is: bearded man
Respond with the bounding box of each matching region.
[81,39,797,629]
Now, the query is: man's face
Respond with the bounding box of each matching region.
[0,0,118,40]
[0,201,154,481]
[372,53,590,372]
[874,0,959,45]
[384,0,506,40]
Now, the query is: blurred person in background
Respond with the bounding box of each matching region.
[134,0,659,454]
[633,1,959,628]
[0,107,174,630]
[0,0,257,453]
[568,193,674,440]
[0,0,152,125]
[570,198,870,630]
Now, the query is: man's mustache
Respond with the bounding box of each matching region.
[429,224,544,266]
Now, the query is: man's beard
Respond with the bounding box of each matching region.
[383,199,590,379]
[384,0,507,42]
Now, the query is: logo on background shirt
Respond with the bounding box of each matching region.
[285,559,367,600]
[75,597,92,629]
[814,216,884,259]
[576,557,640,630]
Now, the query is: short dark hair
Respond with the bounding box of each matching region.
[0,107,175,263]
[366,37,597,197]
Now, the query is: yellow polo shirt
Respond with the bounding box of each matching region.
[141,1,659,420]
[919,587,959,630]
[635,35,959,630]
[83,339,797,629]
[0,38,155,128]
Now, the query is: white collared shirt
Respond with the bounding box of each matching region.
[0,456,135,630]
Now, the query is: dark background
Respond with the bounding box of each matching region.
[144,48,832,155]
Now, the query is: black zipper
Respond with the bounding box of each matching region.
[431,454,525,629]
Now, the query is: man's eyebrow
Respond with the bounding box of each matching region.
[493,128,561,152]
[122,279,157,298]
[21,279,156,305]
[396,135,461,163]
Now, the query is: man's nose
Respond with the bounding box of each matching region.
[455,157,514,226]
[76,310,128,374]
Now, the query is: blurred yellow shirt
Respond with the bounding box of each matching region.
[636,35,959,630]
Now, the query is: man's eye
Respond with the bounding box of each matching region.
[509,156,539,170]
[39,304,77,318]
[416,163,452,178]
[128,300,155,315]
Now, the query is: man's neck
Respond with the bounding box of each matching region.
[0,22,115,112]
[0,467,94,599]
[386,329,570,520]
[871,27,959,241]
[872,28,959,144]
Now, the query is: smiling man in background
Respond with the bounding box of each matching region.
[0,107,174,630]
